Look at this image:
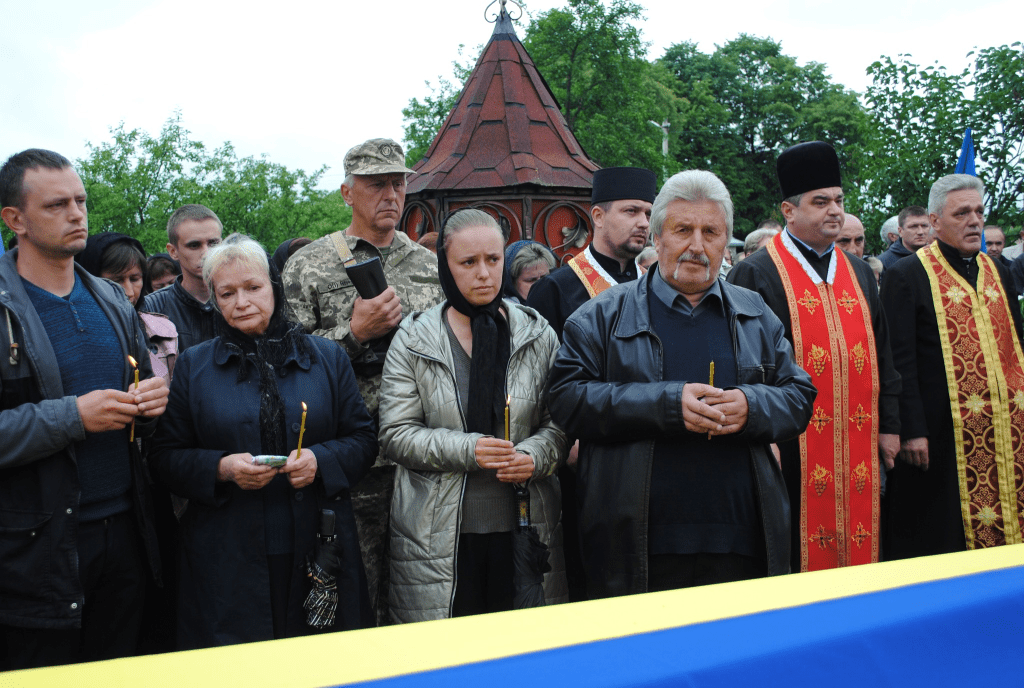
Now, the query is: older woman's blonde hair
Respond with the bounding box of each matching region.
[202,233,271,311]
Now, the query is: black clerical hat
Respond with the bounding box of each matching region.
[591,167,657,205]
[776,141,842,199]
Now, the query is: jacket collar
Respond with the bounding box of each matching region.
[613,266,764,339]
[170,275,216,313]
[402,299,549,364]
[345,228,419,267]
[0,248,136,395]
[211,327,312,371]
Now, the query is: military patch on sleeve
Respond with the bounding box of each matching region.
[317,281,353,294]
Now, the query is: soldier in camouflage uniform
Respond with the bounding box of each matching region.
[283,138,443,625]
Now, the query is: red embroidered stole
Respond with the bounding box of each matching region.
[917,244,1024,547]
[568,246,615,298]
[767,234,880,571]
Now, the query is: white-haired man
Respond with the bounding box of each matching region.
[547,170,815,598]
[743,227,779,257]
[880,174,1024,559]
[728,141,901,574]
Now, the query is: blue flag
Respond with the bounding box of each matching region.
[954,127,982,250]
[955,127,976,175]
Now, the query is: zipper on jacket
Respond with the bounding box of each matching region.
[730,308,777,572]
[4,306,19,365]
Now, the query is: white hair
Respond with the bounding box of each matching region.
[202,233,271,311]
[744,228,778,255]
[651,170,734,239]
[929,174,985,216]
[880,216,899,245]
[636,246,658,264]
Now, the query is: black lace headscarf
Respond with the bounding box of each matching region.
[435,210,511,436]
[209,234,309,456]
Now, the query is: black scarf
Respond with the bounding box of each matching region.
[436,220,512,436]
[215,260,309,456]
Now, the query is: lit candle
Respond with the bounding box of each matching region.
[128,356,139,442]
[296,402,308,457]
[504,395,511,442]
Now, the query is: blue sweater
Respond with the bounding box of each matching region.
[647,289,761,558]
[23,275,132,520]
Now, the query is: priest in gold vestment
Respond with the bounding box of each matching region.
[880,174,1024,558]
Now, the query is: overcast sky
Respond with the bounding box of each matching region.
[2,0,1018,191]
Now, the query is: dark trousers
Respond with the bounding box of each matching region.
[452,532,514,617]
[267,553,294,640]
[648,553,766,592]
[1,511,146,670]
[558,466,587,602]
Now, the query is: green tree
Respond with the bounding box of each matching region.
[860,43,1024,248]
[965,43,1024,232]
[402,47,475,167]
[77,114,206,252]
[860,55,969,243]
[660,35,868,238]
[523,0,677,176]
[78,113,351,254]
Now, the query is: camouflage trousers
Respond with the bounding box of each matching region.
[352,464,396,627]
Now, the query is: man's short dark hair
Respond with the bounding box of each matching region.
[0,149,73,209]
[166,204,223,246]
[898,205,928,229]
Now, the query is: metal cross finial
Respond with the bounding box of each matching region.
[485,0,522,23]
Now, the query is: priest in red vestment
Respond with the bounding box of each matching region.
[728,141,902,572]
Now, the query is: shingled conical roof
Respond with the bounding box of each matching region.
[407,9,599,193]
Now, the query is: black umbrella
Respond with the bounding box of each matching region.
[304,509,342,628]
[511,485,552,609]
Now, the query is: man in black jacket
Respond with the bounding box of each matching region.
[879,206,930,270]
[547,170,815,598]
[0,149,168,668]
[143,204,223,353]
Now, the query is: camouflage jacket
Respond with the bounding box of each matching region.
[282,230,443,466]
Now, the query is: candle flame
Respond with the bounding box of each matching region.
[127,355,138,368]
[301,402,307,411]
[506,395,511,405]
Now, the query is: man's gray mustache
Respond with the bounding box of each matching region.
[672,252,711,282]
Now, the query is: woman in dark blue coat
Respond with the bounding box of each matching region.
[151,233,376,649]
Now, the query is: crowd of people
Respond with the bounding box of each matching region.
[1,135,1021,670]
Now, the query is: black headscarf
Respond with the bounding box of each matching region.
[214,256,309,456]
[436,216,512,436]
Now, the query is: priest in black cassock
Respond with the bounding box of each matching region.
[527,167,657,341]
[880,174,1024,559]
[527,165,656,601]
[728,141,901,573]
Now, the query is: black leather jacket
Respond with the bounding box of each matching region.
[143,276,217,354]
[546,269,816,598]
